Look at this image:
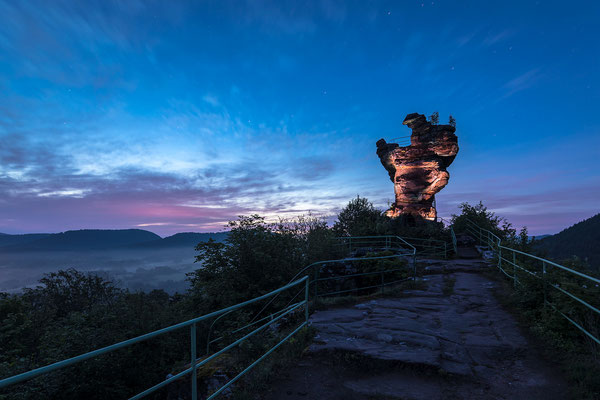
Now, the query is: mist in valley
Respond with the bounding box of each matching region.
[0,246,199,295]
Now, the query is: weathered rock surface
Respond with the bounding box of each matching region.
[266,257,567,400]
[377,113,458,220]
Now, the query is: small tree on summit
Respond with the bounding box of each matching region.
[448,115,456,127]
[429,111,439,125]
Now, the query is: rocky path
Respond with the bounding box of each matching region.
[265,253,568,400]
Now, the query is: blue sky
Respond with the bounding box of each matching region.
[0,0,598,236]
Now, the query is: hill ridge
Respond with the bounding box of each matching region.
[0,229,229,252]
[536,213,600,270]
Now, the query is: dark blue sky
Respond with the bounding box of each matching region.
[1,0,598,236]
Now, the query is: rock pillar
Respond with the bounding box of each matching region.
[376,113,458,221]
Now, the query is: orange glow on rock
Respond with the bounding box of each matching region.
[376,113,459,221]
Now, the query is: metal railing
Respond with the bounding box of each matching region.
[401,236,448,258]
[462,218,600,345]
[246,236,418,329]
[333,235,415,256]
[449,226,458,255]
[0,276,310,400]
[389,135,412,147]
[0,235,422,399]
[439,217,458,255]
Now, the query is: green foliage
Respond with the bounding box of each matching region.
[189,214,333,310]
[23,268,121,320]
[333,196,382,237]
[451,201,518,242]
[0,270,192,400]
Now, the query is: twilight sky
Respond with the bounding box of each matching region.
[1,0,599,236]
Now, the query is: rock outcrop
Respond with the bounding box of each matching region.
[376,113,458,220]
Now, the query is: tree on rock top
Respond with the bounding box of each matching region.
[429,111,439,125]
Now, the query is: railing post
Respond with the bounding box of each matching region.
[380,270,385,295]
[498,246,502,270]
[191,323,197,400]
[314,268,319,299]
[444,242,447,259]
[542,261,547,309]
[305,276,310,322]
[413,254,417,282]
[513,251,517,288]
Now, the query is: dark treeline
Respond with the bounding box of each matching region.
[535,213,600,272]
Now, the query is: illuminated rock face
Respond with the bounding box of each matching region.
[376,113,458,221]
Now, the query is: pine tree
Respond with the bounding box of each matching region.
[429,111,439,125]
[449,115,456,127]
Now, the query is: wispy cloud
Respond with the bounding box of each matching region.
[483,28,517,46]
[500,68,544,99]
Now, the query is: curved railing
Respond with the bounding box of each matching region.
[401,236,448,258]
[0,235,418,399]
[461,218,600,345]
[243,236,417,331]
[0,277,310,400]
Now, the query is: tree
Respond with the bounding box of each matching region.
[451,201,517,242]
[448,115,456,127]
[189,215,309,309]
[429,111,439,125]
[22,268,121,320]
[332,196,382,237]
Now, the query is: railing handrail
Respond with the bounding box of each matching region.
[0,276,309,396]
[399,236,447,246]
[388,136,412,146]
[498,245,600,285]
[464,218,501,245]
[335,235,417,253]
[464,219,600,284]
[336,234,450,258]
[460,218,600,345]
[248,236,418,327]
[0,235,422,398]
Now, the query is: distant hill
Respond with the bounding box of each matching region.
[0,229,160,252]
[0,233,52,247]
[131,232,229,249]
[0,230,230,252]
[535,213,600,270]
[529,234,551,240]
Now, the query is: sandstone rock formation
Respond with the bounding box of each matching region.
[376,113,458,221]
